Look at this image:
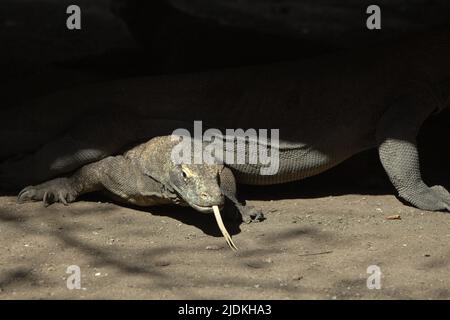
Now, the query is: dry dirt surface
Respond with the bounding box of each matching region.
[1,190,449,299]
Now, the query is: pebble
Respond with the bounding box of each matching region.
[154,261,171,267]
[264,258,273,264]
[206,245,223,251]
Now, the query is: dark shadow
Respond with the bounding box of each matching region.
[0,268,38,291]
[115,203,242,237]
[238,149,393,202]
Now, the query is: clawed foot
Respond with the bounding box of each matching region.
[17,178,78,207]
[240,205,265,223]
[401,184,450,212]
[224,202,265,224]
[429,185,450,211]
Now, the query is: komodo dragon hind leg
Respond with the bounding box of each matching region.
[376,87,450,212]
[219,166,265,223]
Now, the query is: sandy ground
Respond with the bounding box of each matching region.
[1,184,449,299]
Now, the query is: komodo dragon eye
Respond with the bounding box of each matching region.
[181,166,193,181]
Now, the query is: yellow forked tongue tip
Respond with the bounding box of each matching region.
[212,205,238,251]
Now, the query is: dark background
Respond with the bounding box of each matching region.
[1,0,449,195]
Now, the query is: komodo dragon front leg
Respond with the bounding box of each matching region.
[17,155,170,207]
[377,86,450,212]
[218,166,265,223]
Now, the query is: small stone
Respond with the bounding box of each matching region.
[264,258,273,264]
[254,284,260,288]
[206,245,223,250]
[292,275,303,281]
[95,272,101,276]
[154,261,170,267]
[386,214,401,220]
[246,262,264,269]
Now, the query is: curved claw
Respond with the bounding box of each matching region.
[18,186,41,204]
[43,191,51,207]
[59,192,69,206]
[17,188,32,203]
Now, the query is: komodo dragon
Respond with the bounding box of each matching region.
[18,134,247,249]
[1,32,450,213]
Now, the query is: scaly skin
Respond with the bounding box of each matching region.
[2,31,450,213]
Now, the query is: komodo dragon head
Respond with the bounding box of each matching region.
[167,163,225,213]
[138,135,225,212]
[138,135,237,250]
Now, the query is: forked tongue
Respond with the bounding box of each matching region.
[212,205,238,251]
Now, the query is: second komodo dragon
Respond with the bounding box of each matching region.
[1,32,450,214]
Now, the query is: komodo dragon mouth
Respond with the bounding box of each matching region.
[186,203,238,251]
[174,194,238,250]
[170,186,237,250]
[183,203,238,251]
